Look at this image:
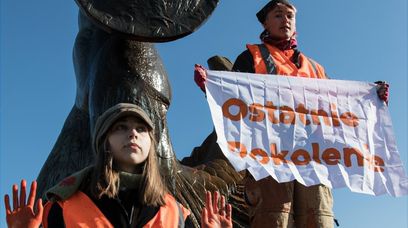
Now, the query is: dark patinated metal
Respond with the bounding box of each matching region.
[37,1,249,227]
[75,0,219,42]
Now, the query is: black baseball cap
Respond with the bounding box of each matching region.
[256,0,296,24]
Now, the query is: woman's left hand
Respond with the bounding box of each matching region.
[201,191,232,228]
[4,180,43,228]
[375,81,389,105]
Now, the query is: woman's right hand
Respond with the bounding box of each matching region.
[194,64,208,93]
[4,180,43,228]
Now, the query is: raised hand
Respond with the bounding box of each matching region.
[4,180,43,228]
[375,81,389,105]
[194,64,208,93]
[201,191,233,228]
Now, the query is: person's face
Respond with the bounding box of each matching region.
[263,4,296,40]
[107,116,151,173]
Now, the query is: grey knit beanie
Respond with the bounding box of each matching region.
[92,103,154,154]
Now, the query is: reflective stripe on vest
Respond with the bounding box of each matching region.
[246,43,327,79]
[258,44,277,74]
[177,200,186,228]
[43,192,190,228]
[144,194,190,228]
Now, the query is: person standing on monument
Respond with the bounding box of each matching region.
[194,0,389,227]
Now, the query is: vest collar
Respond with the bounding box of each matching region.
[46,166,93,201]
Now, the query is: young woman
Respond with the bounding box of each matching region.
[4,103,232,228]
[194,1,389,227]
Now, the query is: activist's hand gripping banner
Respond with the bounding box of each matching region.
[205,70,408,196]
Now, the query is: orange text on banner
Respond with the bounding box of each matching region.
[222,98,359,127]
[227,141,384,172]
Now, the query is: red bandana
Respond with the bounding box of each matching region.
[260,30,298,50]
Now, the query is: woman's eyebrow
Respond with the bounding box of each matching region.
[127,118,146,125]
[115,119,127,124]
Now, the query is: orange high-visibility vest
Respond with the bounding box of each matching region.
[42,191,190,228]
[246,43,327,79]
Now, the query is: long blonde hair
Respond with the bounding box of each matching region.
[90,128,167,206]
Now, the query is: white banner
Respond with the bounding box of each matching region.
[206,70,408,197]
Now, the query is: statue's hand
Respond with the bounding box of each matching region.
[4,180,43,228]
[201,191,233,228]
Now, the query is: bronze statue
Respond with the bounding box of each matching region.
[36,1,248,227]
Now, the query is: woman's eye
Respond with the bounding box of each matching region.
[136,126,148,133]
[114,124,128,131]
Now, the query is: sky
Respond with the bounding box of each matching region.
[1,0,407,227]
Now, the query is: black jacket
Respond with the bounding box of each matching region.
[232,50,255,73]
